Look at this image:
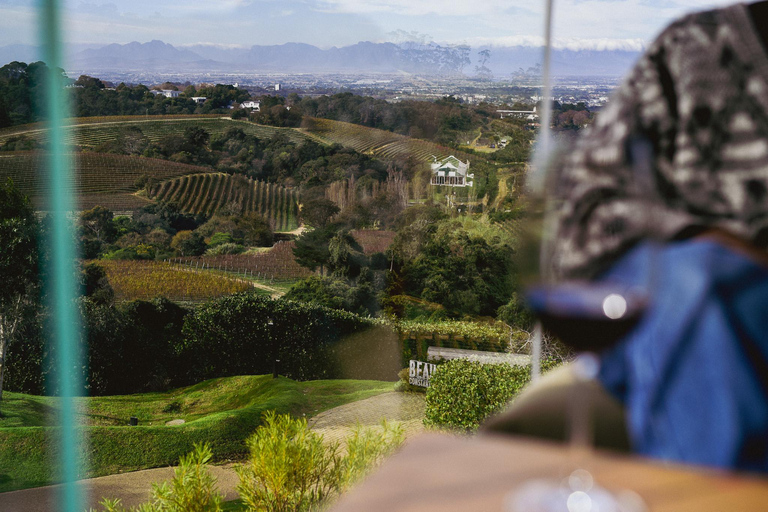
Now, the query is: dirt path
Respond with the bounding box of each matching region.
[308,391,426,446]
[0,391,425,511]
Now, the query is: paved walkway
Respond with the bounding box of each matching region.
[0,391,425,511]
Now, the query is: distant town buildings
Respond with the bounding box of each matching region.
[430,156,473,187]
[275,84,281,91]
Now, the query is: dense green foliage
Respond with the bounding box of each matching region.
[0,61,49,127]
[390,211,515,317]
[424,359,531,431]
[181,293,377,382]
[73,78,250,118]
[0,178,41,411]
[5,291,379,396]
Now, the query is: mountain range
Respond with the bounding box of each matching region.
[0,40,641,77]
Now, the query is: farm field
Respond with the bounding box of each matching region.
[0,116,309,149]
[150,173,300,231]
[0,151,211,212]
[98,259,257,302]
[0,376,395,492]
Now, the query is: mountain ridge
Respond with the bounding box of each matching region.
[0,40,640,77]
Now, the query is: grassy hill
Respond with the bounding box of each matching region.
[0,376,394,492]
[301,117,475,163]
[150,173,300,231]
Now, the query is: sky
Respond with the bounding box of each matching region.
[0,0,743,50]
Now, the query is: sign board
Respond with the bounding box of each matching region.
[409,360,438,388]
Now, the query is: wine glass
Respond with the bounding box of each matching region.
[505,136,659,511]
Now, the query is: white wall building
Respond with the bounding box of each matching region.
[430,156,473,187]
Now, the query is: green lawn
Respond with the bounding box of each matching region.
[0,376,394,493]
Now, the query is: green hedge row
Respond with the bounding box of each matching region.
[5,293,378,396]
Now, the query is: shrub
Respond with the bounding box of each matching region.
[424,359,534,431]
[236,411,403,512]
[95,443,224,512]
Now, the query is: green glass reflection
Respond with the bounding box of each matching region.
[40,1,85,511]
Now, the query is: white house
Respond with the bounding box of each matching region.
[430,156,473,187]
[191,96,207,104]
[151,89,181,98]
[241,100,261,111]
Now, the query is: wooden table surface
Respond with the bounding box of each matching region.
[330,433,768,512]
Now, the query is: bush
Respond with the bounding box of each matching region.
[424,359,535,431]
[236,411,403,512]
[95,443,224,512]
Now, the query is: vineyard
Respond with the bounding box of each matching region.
[174,240,314,291]
[150,173,300,231]
[301,117,475,164]
[0,151,210,211]
[98,259,255,302]
[0,116,309,149]
[350,229,396,255]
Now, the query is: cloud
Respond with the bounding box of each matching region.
[315,0,514,17]
[0,0,745,52]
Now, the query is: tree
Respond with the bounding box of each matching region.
[0,179,39,406]
[300,198,340,229]
[293,227,334,275]
[80,205,116,243]
[171,230,206,256]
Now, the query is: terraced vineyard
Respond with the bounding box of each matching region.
[0,151,210,211]
[0,116,308,149]
[301,117,474,163]
[150,173,300,231]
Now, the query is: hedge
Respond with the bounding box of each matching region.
[424,359,560,431]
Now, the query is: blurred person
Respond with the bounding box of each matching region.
[488,2,768,472]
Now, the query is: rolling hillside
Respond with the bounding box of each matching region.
[301,117,475,163]
[0,151,211,211]
[0,116,309,149]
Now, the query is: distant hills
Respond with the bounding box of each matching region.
[0,40,641,77]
